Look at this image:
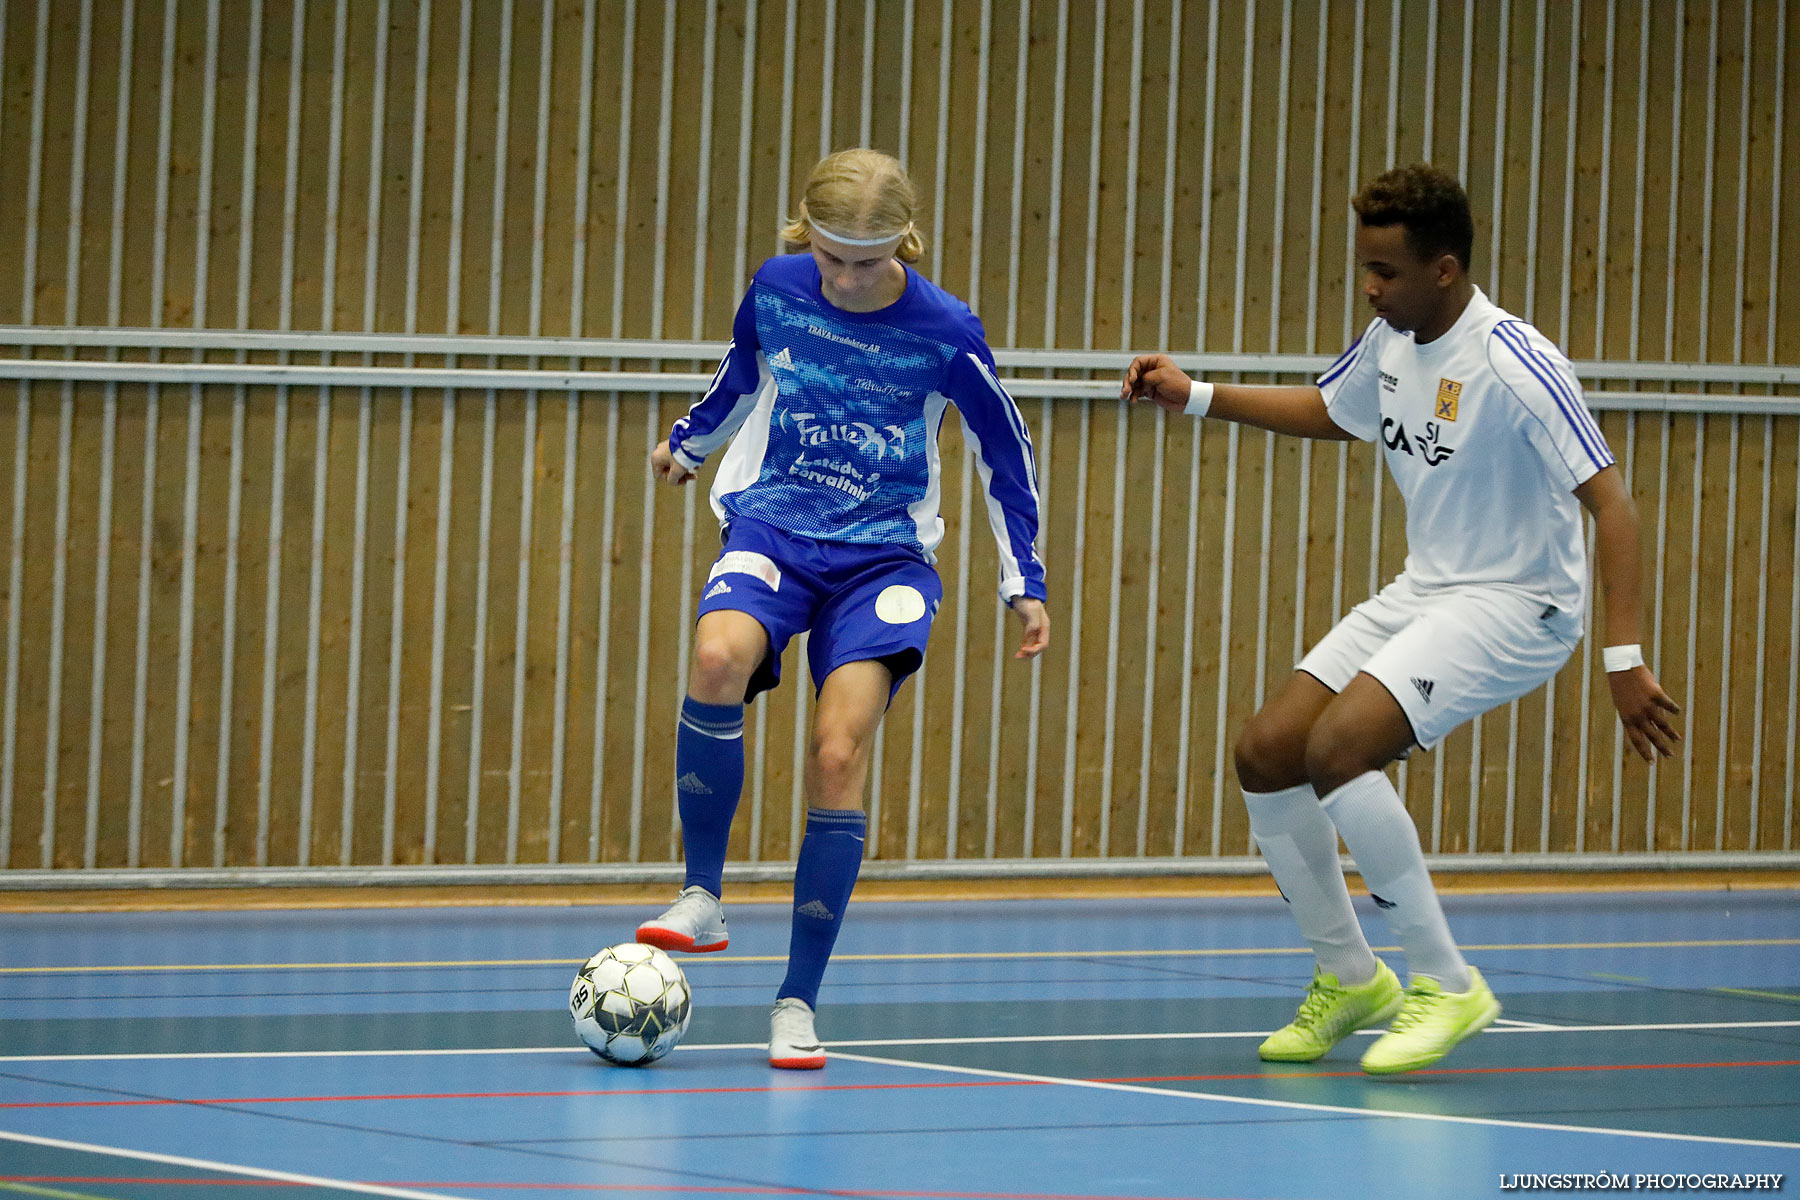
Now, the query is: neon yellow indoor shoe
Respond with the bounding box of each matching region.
[1258,960,1404,1062]
[1359,966,1501,1075]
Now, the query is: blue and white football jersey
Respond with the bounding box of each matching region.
[668,254,1047,603]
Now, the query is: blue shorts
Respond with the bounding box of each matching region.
[696,517,942,703]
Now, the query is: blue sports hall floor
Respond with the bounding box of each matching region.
[1,881,1796,1199]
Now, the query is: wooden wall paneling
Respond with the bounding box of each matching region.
[134,384,187,866]
[1565,0,1609,360]
[1712,0,1751,365]
[1141,414,1191,856]
[1668,0,1710,365]
[0,0,26,327]
[468,394,525,863]
[1778,0,1798,364]
[219,384,272,866]
[291,2,341,334]
[63,380,114,868]
[1,387,43,865]
[110,1,163,329]
[1618,409,1667,851]
[1536,0,1581,348]
[23,0,73,331]
[77,384,128,868]
[1687,412,1734,849]
[1097,406,1142,860]
[460,3,504,336]
[1029,399,1076,856]
[1736,1,1776,366]
[69,3,119,328]
[975,0,1025,346]
[1511,668,1552,853]
[1760,414,1800,851]
[159,389,221,866]
[589,393,638,865]
[296,386,357,866]
[1600,2,1644,362]
[592,391,643,861]
[29,387,76,869]
[1648,412,1693,849]
[1180,417,1224,854]
[359,1,409,338]
[555,393,606,865]
[240,0,286,332]
[409,0,467,339]
[340,389,402,865]
[1723,411,1768,849]
[497,2,546,339]
[1218,426,1268,857]
[697,1,748,335]
[824,0,863,156]
[655,1,702,343]
[426,390,476,862]
[78,386,124,867]
[508,390,561,863]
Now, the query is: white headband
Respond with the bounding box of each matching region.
[807,216,909,247]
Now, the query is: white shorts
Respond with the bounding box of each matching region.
[1296,575,1581,750]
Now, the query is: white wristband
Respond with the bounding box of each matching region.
[1602,643,1645,673]
[1184,379,1215,418]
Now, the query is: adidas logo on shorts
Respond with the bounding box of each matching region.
[1411,677,1435,702]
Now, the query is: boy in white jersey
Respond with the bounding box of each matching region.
[641,149,1051,1069]
[1121,164,1681,1074]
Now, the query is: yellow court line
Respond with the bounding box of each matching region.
[1710,986,1800,1003]
[0,1185,121,1200]
[2,937,1796,975]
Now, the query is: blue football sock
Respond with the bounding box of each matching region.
[674,696,745,898]
[777,808,867,1009]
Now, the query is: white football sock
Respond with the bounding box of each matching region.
[1320,770,1472,993]
[1243,783,1379,985]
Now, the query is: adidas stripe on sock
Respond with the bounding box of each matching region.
[777,808,866,1010]
[675,696,745,899]
[1321,770,1471,992]
[1243,783,1379,985]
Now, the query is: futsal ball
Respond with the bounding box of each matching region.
[569,942,692,1065]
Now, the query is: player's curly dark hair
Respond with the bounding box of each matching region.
[1352,164,1475,271]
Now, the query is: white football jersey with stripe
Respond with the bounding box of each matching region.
[1316,287,1612,628]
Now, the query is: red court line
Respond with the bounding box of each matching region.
[7,1057,1796,1111]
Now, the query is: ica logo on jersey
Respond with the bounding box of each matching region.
[1382,417,1457,467]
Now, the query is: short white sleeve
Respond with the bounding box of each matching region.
[1486,320,1615,490]
[1315,318,1386,442]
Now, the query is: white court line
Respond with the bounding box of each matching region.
[827,1050,1800,1152]
[5,1019,1799,1064]
[0,1128,471,1199]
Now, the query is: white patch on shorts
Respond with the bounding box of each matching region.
[874,584,927,625]
[709,550,781,592]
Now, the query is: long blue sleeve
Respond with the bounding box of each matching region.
[943,341,1047,603]
[668,291,766,471]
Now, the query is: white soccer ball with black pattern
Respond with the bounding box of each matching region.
[569,942,692,1065]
